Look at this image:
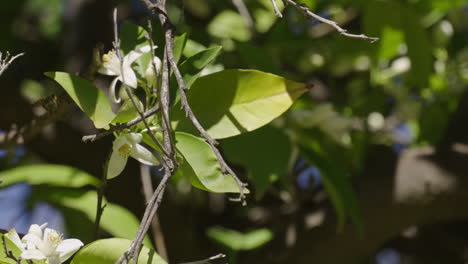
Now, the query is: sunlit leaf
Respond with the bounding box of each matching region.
[173,33,188,63]
[45,72,115,129]
[0,164,99,188]
[175,132,247,194]
[172,69,306,139]
[71,238,166,264]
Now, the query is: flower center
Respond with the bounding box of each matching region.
[118,143,132,158]
[102,50,115,66]
[47,230,64,251]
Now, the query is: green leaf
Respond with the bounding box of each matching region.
[0,233,23,264]
[208,11,251,41]
[364,1,432,87]
[175,132,247,194]
[0,164,100,188]
[120,21,150,55]
[111,99,144,124]
[71,238,166,264]
[300,145,363,233]
[172,69,306,139]
[37,189,152,246]
[222,126,292,199]
[183,40,207,58]
[178,46,222,88]
[45,72,115,129]
[207,227,273,251]
[173,33,188,63]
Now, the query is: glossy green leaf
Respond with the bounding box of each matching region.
[183,40,207,58]
[37,189,151,246]
[173,33,188,63]
[175,132,247,193]
[207,227,273,251]
[178,46,222,88]
[71,238,166,264]
[300,145,363,233]
[172,69,306,139]
[45,72,115,129]
[222,126,292,199]
[0,164,99,188]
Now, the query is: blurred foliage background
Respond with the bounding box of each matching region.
[1,0,468,263]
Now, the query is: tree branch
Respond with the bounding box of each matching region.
[279,0,379,42]
[140,164,168,261]
[82,105,161,142]
[0,51,24,77]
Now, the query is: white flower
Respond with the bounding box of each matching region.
[99,45,156,103]
[6,224,83,264]
[107,132,160,179]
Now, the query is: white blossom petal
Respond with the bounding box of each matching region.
[120,67,138,88]
[21,248,46,260]
[98,66,118,76]
[99,50,121,76]
[28,224,46,239]
[125,45,155,66]
[109,77,122,103]
[57,239,84,263]
[22,233,46,254]
[107,148,129,179]
[126,133,143,144]
[131,144,159,166]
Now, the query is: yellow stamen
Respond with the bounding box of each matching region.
[102,50,115,65]
[118,144,132,158]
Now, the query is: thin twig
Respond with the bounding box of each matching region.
[82,105,160,142]
[116,169,171,264]
[178,253,227,264]
[232,0,254,29]
[0,51,24,77]
[148,21,177,171]
[140,164,168,261]
[281,0,379,42]
[94,162,109,240]
[270,0,283,17]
